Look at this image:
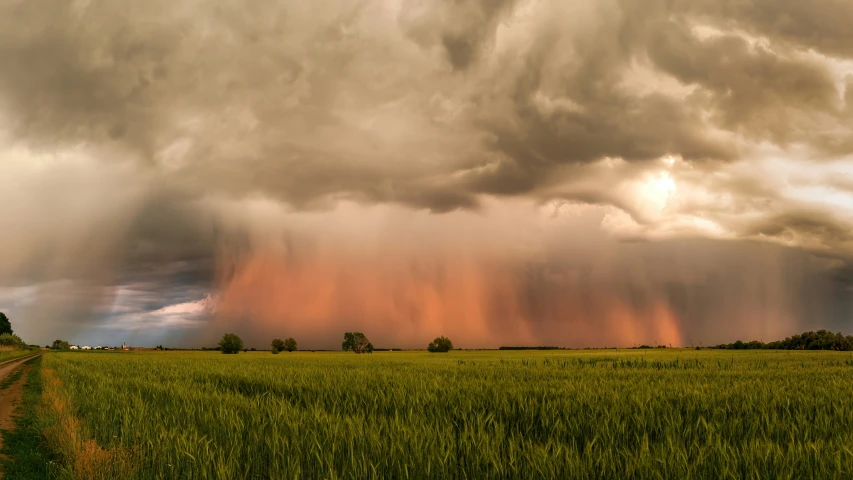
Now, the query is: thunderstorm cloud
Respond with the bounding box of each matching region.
[0,0,851,347]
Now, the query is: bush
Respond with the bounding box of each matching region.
[51,340,71,350]
[427,336,453,353]
[0,333,25,348]
[271,338,285,352]
[283,338,297,352]
[218,334,244,354]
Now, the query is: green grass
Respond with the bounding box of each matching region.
[38,349,853,479]
[0,356,58,479]
[0,349,39,365]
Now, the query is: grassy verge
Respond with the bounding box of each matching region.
[37,365,136,479]
[0,350,39,365]
[0,356,58,479]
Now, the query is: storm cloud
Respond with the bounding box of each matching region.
[0,0,850,347]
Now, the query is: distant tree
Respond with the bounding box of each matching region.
[51,339,71,350]
[271,338,285,353]
[283,337,297,352]
[342,332,373,354]
[0,313,12,336]
[218,333,244,354]
[427,336,454,353]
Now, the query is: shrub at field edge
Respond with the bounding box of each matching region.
[218,334,244,354]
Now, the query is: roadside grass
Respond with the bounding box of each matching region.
[0,351,38,365]
[35,366,137,480]
[0,356,58,479]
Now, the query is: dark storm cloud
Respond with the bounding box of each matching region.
[0,0,849,212]
[0,0,851,345]
[646,22,840,147]
[399,0,518,70]
[479,18,736,163]
[120,194,220,276]
[0,0,181,156]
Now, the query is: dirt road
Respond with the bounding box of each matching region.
[0,354,41,478]
[0,354,40,438]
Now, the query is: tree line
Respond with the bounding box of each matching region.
[44,327,853,354]
[499,346,563,350]
[213,332,455,354]
[712,330,853,351]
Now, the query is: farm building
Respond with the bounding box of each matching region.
[70,345,79,350]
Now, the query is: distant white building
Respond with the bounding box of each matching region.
[70,345,79,350]
[81,346,91,350]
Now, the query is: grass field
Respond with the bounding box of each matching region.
[35,349,853,479]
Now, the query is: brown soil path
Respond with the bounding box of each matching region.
[0,354,41,472]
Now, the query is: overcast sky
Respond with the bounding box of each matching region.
[1,0,851,348]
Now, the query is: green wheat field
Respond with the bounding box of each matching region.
[34,350,853,479]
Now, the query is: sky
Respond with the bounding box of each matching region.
[0,0,851,349]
